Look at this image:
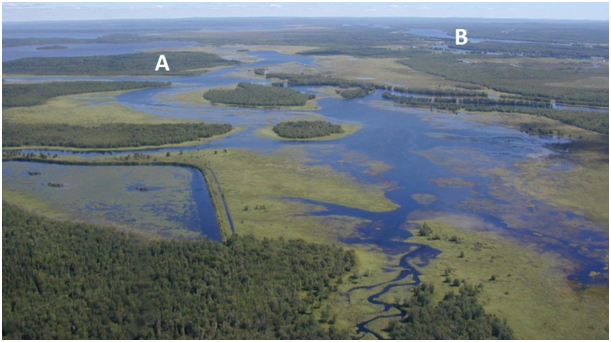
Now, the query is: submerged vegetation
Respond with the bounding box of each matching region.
[3,122,233,149]
[203,82,315,107]
[2,51,240,76]
[2,203,354,339]
[273,120,344,139]
[2,81,171,108]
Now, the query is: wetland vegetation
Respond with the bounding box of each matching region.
[3,81,171,108]
[2,15,608,340]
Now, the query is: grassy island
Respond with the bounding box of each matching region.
[203,82,315,107]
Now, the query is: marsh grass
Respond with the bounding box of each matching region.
[2,90,195,127]
[405,215,609,339]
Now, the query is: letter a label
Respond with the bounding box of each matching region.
[155,55,170,71]
[456,29,468,45]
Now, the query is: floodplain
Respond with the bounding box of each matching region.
[2,16,608,340]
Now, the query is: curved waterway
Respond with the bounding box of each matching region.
[4,48,608,338]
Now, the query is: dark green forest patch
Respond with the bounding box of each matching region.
[386,283,514,339]
[3,81,171,108]
[2,203,354,339]
[2,51,240,76]
[273,120,344,139]
[2,122,233,149]
[203,82,315,107]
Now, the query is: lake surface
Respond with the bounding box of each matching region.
[3,43,608,290]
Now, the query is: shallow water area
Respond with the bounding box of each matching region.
[3,161,220,241]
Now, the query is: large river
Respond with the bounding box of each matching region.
[3,41,608,337]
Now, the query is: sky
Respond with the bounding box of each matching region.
[2,2,609,22]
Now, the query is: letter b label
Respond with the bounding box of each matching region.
[456,29,468,45]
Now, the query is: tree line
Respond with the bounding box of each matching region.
[386,282,514,339]
[398,54,608,108]
[394,87,488,98]
[3,81,171,108]
[2,122,233,149]
[203,82,315,107]
[382,92,608,134]
[2,203,354,339]
[3,51,240,76]
[273,120,344,139]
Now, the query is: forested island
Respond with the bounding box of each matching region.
[266,72,383,96]
[2,51,240,76]
[273,120,344,139]
[3,122,233,149]
[2,203,353,339]
[3,81,171,108]
[203,82,315,107]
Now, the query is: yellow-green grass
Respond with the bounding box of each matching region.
[2,90,195,126]
[316,56,472,89]
[11,147,397,241]
[312,241,412,338]
[404,214,609,340]
[166,84,320,110]
[255,123,361,141]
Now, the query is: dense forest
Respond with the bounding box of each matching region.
[2,203,354,339]
[386,283,514,339]
[203,82,315,107]
[2,51,240,76]
[273,120,344,139]
[3,122,233,149]
[3,81,171,108]
[382,92,608,134]
[398,54,609,107]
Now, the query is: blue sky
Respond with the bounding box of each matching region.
[3,2,609,22]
